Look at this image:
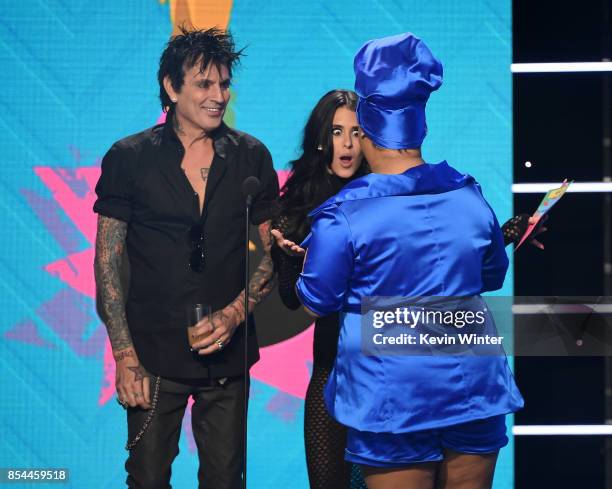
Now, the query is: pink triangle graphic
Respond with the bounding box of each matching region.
[251,324,314,400]
[45,248,95,299]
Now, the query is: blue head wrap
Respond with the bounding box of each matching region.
[354,33,443,149]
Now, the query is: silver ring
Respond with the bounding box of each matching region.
[215,339,224,350]
[116,397,128,409]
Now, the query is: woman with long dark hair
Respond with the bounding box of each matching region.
[271,89,368,489]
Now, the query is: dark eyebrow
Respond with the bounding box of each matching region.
[195,78,231,84]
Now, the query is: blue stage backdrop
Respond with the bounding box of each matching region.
[1,1,513,487]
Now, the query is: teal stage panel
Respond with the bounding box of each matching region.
[1,1,512,487]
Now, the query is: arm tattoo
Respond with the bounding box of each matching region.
[249,254,275,304]
[258,220,273,254]
[114,350,135,362]
[94,215,133,352]
[225,221,276,322]
[226,293,245,323]
[248,221,276,306]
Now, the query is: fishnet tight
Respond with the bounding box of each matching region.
[304,365,367,489]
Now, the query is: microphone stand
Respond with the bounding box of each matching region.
[241,176,260,489]
[243,193,253,489]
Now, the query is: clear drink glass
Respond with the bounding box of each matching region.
[187,303,212,349]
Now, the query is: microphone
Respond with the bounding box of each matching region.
[242,176,261,207]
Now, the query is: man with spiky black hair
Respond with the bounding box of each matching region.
[94,27,278,488]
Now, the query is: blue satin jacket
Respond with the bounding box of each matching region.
[295,161,523,434]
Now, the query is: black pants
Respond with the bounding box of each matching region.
[125,376,247,489]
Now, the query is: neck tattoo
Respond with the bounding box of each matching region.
[172,116,184,136]
[200,168,210,182]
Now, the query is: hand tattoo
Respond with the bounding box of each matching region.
[127,365,149,382]
[94,216,133,352]
[211,308,233,331]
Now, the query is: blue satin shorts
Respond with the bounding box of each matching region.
[345,415,508,467]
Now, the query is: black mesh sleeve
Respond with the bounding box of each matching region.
[271,214,305,310]
[501,214,530,247]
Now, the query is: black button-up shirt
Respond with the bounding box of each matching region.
[94,119,278,378]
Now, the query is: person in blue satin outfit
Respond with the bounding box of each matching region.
[295,33,524,489]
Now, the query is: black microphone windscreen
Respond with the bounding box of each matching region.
[242,176,261,197]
